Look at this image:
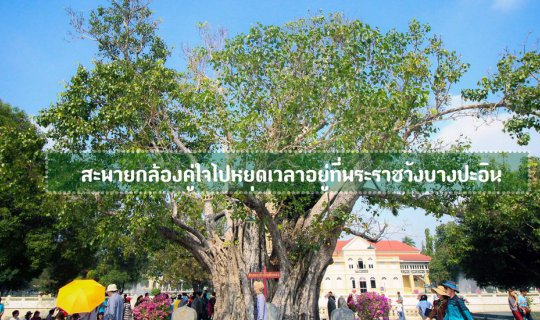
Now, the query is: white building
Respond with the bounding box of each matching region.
[320,237,431,297]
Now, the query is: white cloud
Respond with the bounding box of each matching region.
[491,0,526,12]
[436,114,540,156]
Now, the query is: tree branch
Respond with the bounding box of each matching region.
[343,224,388,242]
[158,226,212,271]
[400,101,505,142]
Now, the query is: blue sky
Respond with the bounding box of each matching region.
[1,0,539,247]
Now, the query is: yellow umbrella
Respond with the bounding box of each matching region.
[56,279,106,314]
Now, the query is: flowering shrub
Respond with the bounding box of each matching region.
[353,292,391,320]
[133,294,172,320]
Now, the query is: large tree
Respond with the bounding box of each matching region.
[38,1,540,319]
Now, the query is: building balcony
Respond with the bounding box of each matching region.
[354,269,369,273]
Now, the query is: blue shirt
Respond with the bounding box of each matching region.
[518,294,528,308]
[0,303,5,314]
[105,293,124,320]
[417,300,432,314]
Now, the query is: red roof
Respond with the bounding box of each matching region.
[333,239,352,255]
[333,239,431,262]
[369,240,419,252]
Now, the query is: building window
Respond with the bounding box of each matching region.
[325,277,330,281]
[370,277,377,289]
[337,277,342,281]
[348,258,354,269]
[357,258,365,269]
[351,278,356,289]
[368,263,374,269]
[359,278,367,293]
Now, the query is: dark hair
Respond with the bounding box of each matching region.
[97,313,104,319]
[13,311,20,316]
[520,288,528,293]
[420,295,428,301]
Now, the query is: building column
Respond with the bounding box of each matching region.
[424,274,431,285]
[409,275,415,293]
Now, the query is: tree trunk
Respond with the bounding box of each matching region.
[270,241,336,320]
[207,234,336,320]
[209,223,263,320]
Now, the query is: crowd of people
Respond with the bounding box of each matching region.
[508,288,534,320]
[325,281,479,320]
[0,284,217,320]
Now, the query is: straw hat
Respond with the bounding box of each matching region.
[253,281,264,294]
[106,284,118,292]
[431,285,449,296]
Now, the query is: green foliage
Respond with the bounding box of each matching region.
[427,222,465,284]
[150,288,161,296]
[429,160,540,287]
[145,243,209,288]
[463,50,540,145]
[421,228,434,257]
[0,99,48,290]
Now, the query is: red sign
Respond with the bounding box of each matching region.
[247,267,280,298]
[247,271,280,279]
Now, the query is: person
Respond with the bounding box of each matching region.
[53,310,64,320]
[30,311,41,320]
[326,291,336,320]
[134,296,143,308]
[0,297,4,320]
[441,281,473,320]
[201,290,209,320]
[23,312,32,320]
[45,310,54,320]
[122,297,133,320]
[395,300,406,320]
[518,288,533,320]
[104,284,124,320]
[179,293,189,308]
[9,311,20,320]
[417,295,433,320]
[330,296,355,320]
[397,292,404,305]
[346,293,356,312]
[396,292,405,320]
[253,281,267,320]
[427,285,449,320]
[97,313,104,320]
[191,292,205,320]
[207,292,216,320]
[508,288,523,320]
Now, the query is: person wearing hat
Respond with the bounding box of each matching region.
[427,285,449,320]
[104,284,124,320]
[441,281,473,320]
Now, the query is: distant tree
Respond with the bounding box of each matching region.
[427,222,464,284]
[429,161,540,287]
[402,236,416,247]
[421,228,434,257]
[0,99,48,290]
